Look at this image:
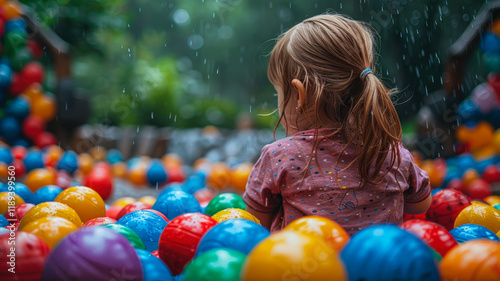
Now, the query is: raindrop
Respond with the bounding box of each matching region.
[137,126,140,133]
[151,112,154,119]
[173,9,190,26]
[188,34,204,50]
[139,8,141,12]
[122,88,125,93]
[250,105,252,112]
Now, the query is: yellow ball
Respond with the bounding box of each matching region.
[454,204,500,233]
[484,196,500,206]
[241,230,346,281]
[212,208,260,224]
[0,191,24,214]
[112,197,136,207]
[22,216,79,248]
[18,202,82,231]
[284,216,350,252]
[55,186,106,222]
[138,196,156,206]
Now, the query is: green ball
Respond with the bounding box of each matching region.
[483,52,500,74]
[3,30,28,59]
[100,223,146,250]
[182,249,246,281]
[205,193,246,216]
[10,47,32,71]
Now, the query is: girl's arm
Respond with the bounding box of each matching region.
[404,193,432,214]
[246,205,275,230]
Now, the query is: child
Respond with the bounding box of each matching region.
[243,14,431,236]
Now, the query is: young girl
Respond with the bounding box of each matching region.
[243,14,431,236]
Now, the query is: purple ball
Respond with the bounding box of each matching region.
[471,83,498,113]
[42,226,143,281]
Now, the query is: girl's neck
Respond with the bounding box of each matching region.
[284,108,339,136]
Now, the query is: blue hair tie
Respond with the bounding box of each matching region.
[360,68,372,79]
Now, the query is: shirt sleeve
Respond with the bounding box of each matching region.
[402,148,431,203]
[243,144,282,213]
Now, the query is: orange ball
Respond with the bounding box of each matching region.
[0,162,7,179]
[128,166,147,186]
[462,169,479,187]
[44,145,63,167]
[138,196,156,206]
[54,186,106,222]
[162,153,183,168]
[454,204,500,233]
[421,160,444,188]
[4,1,22,20]
[410,151,423,167]
[22,216,78,249]
[90,146,107,161]
[207,163,231,189]
[491,19,500,36]
[31,95,56,122]
[112,162,127,178]
[25,168,57,192]
[18,202,82,230]
[284,216,350,252]
[230,163,253,192]
[22,83,43,102]
[78,153,93,176]
[440,240,500,281]
[485,196,500,206]
[493,129,500,154]
[0,191,24,214]
[112,197,136,207]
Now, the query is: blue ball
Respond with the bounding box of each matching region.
[13,183,32,203]
[431,188,442,196]
[0,227,9,234]
[5,19,27,33]
[147,162,168,186]
[12,138,30,148]
[0,116,21,141]
[31,185,63,205]
[457,99,481,124]
[6,97,29,119]
[0,214,8,227]
[449,224,500,243]
[456,154,476,171]
[0,146,13,165]
[340,225,440,281]
[57,150,79,175]
[136,249,174,281]
[117,210,168,252]
[196,219,269,256]
[0,64,12,88]
[181,173,205,194]
[127,157,141,168]
[481,32,500,53]
[0,182,6,193]
[152,190,201,220]
[106,149,123,164]
[23,150,44,172]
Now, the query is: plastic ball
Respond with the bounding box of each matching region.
[0,63,12,88]
[117,210,168,252]
[55,186,106,222]
[42,226,143,281]
[340,225,439,281]
[205,193,246,216]
[144,209,169,222]
[106,149,123,164]
[3,30,27,59]
[18,201,82,230]
[82,169,113,201]
[112,162,127,178]
[484,195,500,206]
[27,39,43,59]
[230,163,253,192]
[483,52,500,74]
[158,213,217,275]
[112,197,136,207]
[481,32,500,53]
[13,182,32,203]
[449,224,500,243]
[0,191,24,214]
[207,163,231,189]
[136,248,174,281]
[12,145,27,160]
[25,168,56,192]
[4,1,22,20]
[31,185,62,205]
[23,149,44,172]
[82,217,116,227]
[165,165,186,184]
[457,99,481,124]
[284,215,350,252]
[32,95,55,122]
[467,178,493,199]
[11,203,34,221]
[399,219,458,257]
[100,223,145,249]
[105,205,123,220]
[56,150,78,175]
[427,189,471,230]
[0,231,50,281]
[152,190,201,220]
[44,145,62,167]
[0,214,7,227]
[0,146,12,164]
[128,165,147,186]
[447,178,467,193]
[454,204,500,233]
[77,153,93,175]
[6,96,30,118]
[183,249,246,281]
[21,62,45,85]
[10,158,25,177]
[10,47,32,71]
[22,115,45,140]
[0,116,21,140]
[147,161,168,187]
[440,240,500,281]
[242,230,346,281]
[22,216,78,248]
[212,208,260,224]
[197,219,269,257]
[483,165,500,183]
[138,195,156,206]
[116,202,152,220]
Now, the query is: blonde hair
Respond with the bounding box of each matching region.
[268,14,402,186]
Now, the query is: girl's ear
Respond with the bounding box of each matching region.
[291,79,306,112]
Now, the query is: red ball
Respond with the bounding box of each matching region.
[83,217,117,227]
[403,212,427,221]
[482,165,500,183]
[94,162,112,174]
[12,145,27,160]
[55,170,72,189]
[22,116,45,140]
[158,213,217,275]
[0,8,6,23]
[426,189,471,230]
[144,209,169,222]
[0,231,50,281]
[465,179,492,200]
[116,202,152,220]
[151,250,160,259]
[83,169,113,201]
[34,132,57,149]
[14,203,35,221]
[27,39,43,59]
[21,62,45,85]
[447,178,467,193]
[399,219,458,257]
[10,158,26,177]
[106,205,123,220]
[9,73,30,95]
[166,166,186,184]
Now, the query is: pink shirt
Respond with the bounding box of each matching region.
[243,129,430,236]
